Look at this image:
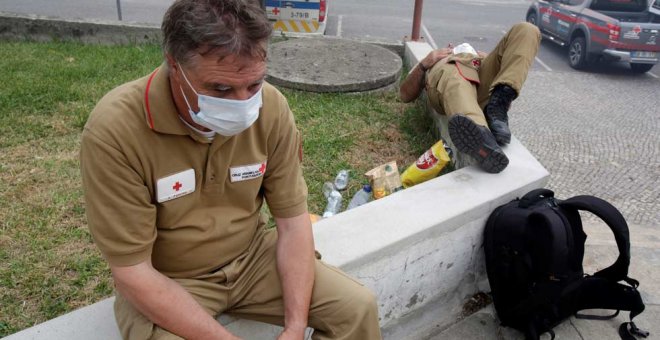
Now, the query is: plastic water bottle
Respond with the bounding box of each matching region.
[322,182,343,218]
[347,185,372,210]
[334,170,349,191]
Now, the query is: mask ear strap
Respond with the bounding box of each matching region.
[178,85,196,113]
[176,62,199,96]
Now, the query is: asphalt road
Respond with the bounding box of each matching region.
[1,0,658,228]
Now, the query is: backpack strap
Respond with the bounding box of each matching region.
[571,276,648,338]
[558,195,631,281]
[571,276,645,318]
[619,322,650,339]
[560,196,649,339]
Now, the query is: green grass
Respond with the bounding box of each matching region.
[0,40,435,336]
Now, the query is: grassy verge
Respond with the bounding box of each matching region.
[0,41,435,336]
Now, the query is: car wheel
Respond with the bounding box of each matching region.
[527,12,538,27]
[630,63,654,74]
[568,36,588,70]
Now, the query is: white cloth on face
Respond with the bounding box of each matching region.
[453,43,478,57]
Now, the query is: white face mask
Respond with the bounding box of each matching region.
[177,63,262,137]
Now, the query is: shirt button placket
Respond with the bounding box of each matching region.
[205,145,215,184]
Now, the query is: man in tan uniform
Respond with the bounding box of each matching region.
[80,0,381,339]
[400,22,541,173]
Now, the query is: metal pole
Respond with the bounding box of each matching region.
[116,0,123,21]
[411,0,424,41]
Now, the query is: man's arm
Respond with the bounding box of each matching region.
[399,47,454,103]
[111,260,240,340]
[274,212,316,340]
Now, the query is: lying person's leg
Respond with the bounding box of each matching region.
[478,22,541,145]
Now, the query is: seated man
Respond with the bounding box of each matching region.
[400,22,541,173]
[80,0,381,339]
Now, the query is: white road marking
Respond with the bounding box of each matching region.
[648,72,659,79]
[422,22,438,49]
[336,15,343,37]
[535,56,553,71]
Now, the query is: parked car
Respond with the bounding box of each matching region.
[526,0,660,73]
[651,0,660,16]
[264,0,328,35]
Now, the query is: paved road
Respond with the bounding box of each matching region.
[1,0,658,228]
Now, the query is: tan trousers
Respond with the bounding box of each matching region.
[114,228,382,340]
[426,22,541,127]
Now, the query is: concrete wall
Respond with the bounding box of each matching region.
[3,36,549,340]
[0,12,160,44]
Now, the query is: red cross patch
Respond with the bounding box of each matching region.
[472,59,481,68]
[156,169,196,203]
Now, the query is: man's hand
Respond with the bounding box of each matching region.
[277,327,307,340]
[420,43,454,70]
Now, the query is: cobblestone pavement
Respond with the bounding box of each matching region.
[511,68,659,229]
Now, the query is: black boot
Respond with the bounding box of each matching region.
[448,114,509,173]
[484,84,517,145]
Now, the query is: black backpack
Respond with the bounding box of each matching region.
[484,188,649,340]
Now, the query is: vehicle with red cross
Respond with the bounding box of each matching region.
[264,0,327,35]
[527,0,660,73]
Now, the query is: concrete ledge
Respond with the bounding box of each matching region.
[3,40,549,340]
[2,297,286,340]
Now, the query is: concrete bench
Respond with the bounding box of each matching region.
[4,41,549,340]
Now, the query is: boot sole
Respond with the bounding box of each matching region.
[448,115,509,173]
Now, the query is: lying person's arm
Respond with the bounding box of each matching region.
[399,47,453,103]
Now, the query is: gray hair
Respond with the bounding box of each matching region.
[162,0,272,65]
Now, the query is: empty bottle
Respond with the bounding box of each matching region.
[334,170,349,191]
[347,185,372,210]
[322,182,343,218]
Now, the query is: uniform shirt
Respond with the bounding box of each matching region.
[80,64,308,279]
[425,53,483,111]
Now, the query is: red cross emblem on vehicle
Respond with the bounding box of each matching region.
[633,26,641,34]
[272,7,280,15]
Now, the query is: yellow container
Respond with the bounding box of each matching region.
[401,140,451,188]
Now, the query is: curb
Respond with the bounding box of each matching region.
[0,11,160,45]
